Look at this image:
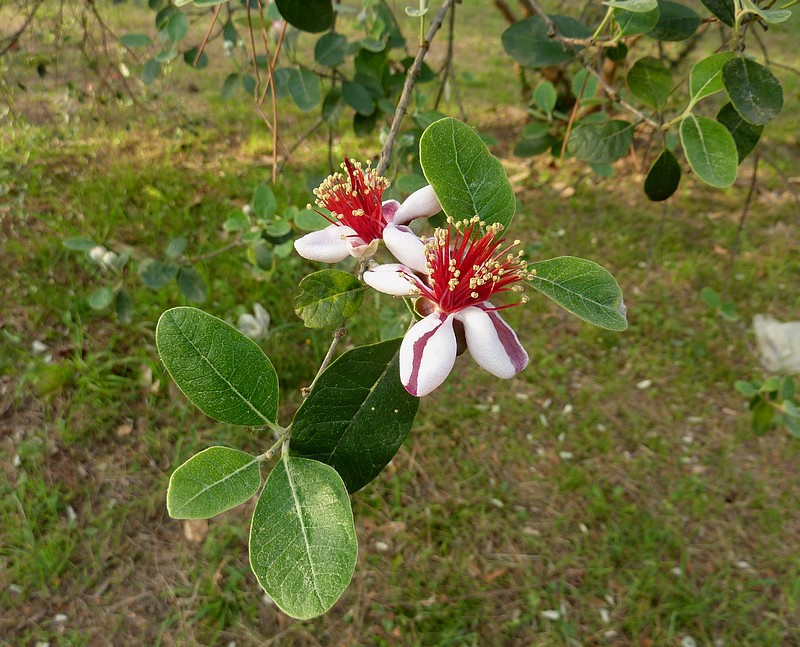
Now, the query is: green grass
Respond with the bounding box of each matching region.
[2,1,800,645]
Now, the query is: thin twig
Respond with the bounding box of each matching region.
[194,4,222,67]
[434,0,458,110]
[727,152,759,293]
[302,324,347,397]
[277,118,326,175]
[0,0,45,56]
[377,0,456,175]
[187,239,243,264]
[523,0,660,129]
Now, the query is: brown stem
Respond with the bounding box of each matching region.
[376,0,456,175]
[194,4,222,67]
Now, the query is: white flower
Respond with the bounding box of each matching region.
[238,303,271,340]
[293,159,441,263]
[363,217,531,396]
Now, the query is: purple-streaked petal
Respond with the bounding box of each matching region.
[294,224,356,263]
[363,264,419,296]
[455,305,528,379]
[381,199,401,225]
[383,224,429,274]
[400,312,457,397]
[393,185,441,225]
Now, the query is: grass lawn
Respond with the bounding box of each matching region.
[1,1,799,645]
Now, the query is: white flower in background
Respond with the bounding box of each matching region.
[363,217,531,397]
[294,158,441,263]
[238,303,271,341]
[753,314,800,374]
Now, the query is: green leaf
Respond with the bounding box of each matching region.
[604,0,657,12]
[165,237,188,260]
[291,339,419,492]
[156,307,279,425]
[700,286,722,308]
[167,447,262,519]
[183,47,208,69]
[751,399,774,435]
[533,82,557,116]
[647,0,700,41]
[253,184,277,220]
[627,57,671,110]
[780,377,796,402]
[567,119,634,164]
[89,287,115,310]
[138,258,178,289]
[322,87,344,124]
[274,0,334,33]
[734,380,759,398]
[295,270,365,328]
[115,288,134,324]
[315,33,348,67]
[294,208,327,232]
[690,52,735,102]
[644,148,681,201]
[679,114,738,188]
[141,58,161,85]
[166,12,189,43]
[250,456,356,619]
[739,0,792,23]
[614,6,660,35]
[501,15,591,68]
[287,69,321,112]
[221,73,241,101]
[716,102,763,163]
[342,81,376,116]
[120,33,153,49]
[177,267,207,303]
[419,117,516,231]
[527,256,628,331]
[722,57,783,126]
[700,0,734,26]
[63,236,96,251]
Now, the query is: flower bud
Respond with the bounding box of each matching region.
[89,245,107,263]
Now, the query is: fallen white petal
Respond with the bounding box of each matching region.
[363,264,419,297]
[400,313,457,397]
[456,305,528,379]
[293,224,354,263]
[393,185,441,225]
[383,223,428,273]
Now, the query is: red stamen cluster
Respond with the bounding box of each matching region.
[410,217,533,314]
[311,159,390,244]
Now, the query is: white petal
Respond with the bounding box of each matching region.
[383,224,429,274]
[393,185,441,225]
[456,305,528,379]
[293,225,355,263]
[348,237,380,259]
[363,264,419,296]
[400,312,457,397]
[381,199,401,224]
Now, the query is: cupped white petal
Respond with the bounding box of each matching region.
[400,312,457,397]
[383,224,429,274]
[455,305,528,379]
[294,224,356,263]
[349,238,380,259]
[381,199,401,224]
[363,264,419,296]
[393,185,441,225]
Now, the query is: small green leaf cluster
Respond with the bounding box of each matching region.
[736,376,800,437]
[500,0,790,199]
[700,286,739,322]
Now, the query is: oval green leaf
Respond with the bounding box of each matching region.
[690,52,734,102]
[295,270,365,329]
[290,338,419,493]
[716,102,762,163]
[287,69,321,112]
[89,287,115,310]
[275,0,334,33]
[567,119,634,164]
[253,184,277,220]
[647,0,700,41]
[167,447,262,519]
[120,33,153,49]
[250,456,357,620]
[315,32,348,67]
[614,6,660,35]
[156,307,279,425]
[644,148,681,201]
[722,57,783,126]
[63,236,96,251]
[604,0,657,12]
[115,288,134,324]
[627,57,671,110]
[700,0,734,25]
[679,114,738,188]
[501,15,591,68]
[419,117,516,231]
[342,81,376,116]
[177,267,207,303]
[527,256,628,331]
